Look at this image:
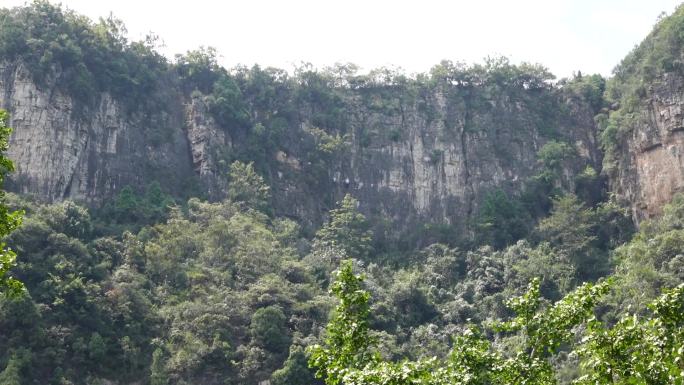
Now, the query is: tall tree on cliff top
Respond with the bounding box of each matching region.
[0,110,24,298]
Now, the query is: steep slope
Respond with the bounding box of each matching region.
[0,3,602,241]
[602,5,684,223]
[222,63,603,240]
[0,61,195,201]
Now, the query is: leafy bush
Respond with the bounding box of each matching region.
[1,2,169,114]
[475,189,532,249]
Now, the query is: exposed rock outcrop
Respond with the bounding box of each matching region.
[0,61,195,202]
[185,94,230,198]
[609,73,684,223]
[0,59,601,234]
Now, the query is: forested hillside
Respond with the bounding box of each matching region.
[1,1,684,385]
[0,1,605,243]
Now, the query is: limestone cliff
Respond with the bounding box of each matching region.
[603,6,684,224]
[185,94,230,198]
[607,73,684,223]
[0,61,195,202]
[263,82,601,233]
[9,0,684,241]
[0,59,602,235]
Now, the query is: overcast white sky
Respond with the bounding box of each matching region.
[3,0,682,78]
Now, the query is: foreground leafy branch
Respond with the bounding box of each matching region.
[575,283,684,384]
[308,260,378,385]
[310,260,684,384]
[0,110,23,298]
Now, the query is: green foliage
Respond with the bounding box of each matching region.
[251,306,291,353]
[0,199,158,382]
[576,284,684,384]
[0,111,23,298]
[475,189,532,249]
[312,195,373,261]
[0,1,169,114]
[536,195,603,277]
[207,75,249,128]
[308,260,377,385]
[429,57,555,90]
[534,195,633,282]
[40,200,92,239]
[227,161,271,212]
[472,139,589,248]
[613,5,684,91]
[599,108,636,173]
[175,47,224,94]
[149,348,169,385]
[305,126,349,155]
[399,222,462,251]
[0,247,22,299]
[0,194,331,384]
[295,65,349,131]
[537,140,576,172]
[388,270,438,327]
[5,5,684,382]
[502,241,576,301]
[498,278,611,359]
[574,165,604,205]
[0,164,677,385]
[175,47,249,129]
[98,181,175,231]
[562,73,606,113]
[605,193,684,320]
[528,140,577,214]
[601,6,684,173]
[271,346,318,385]
[309,260,615,385]
[0,351,25,385]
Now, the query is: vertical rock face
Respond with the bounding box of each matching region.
[0,62,195,202]
[262,85,601,232]
[399,97,592,221]
[185,95,230,198]
[1,61,88,199]
[0,59,601,232]
[609,73,684,223]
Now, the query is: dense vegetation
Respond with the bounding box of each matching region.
[0,110,23,299]
[2,1,684,385]
[1,147,683,384]
[0,1,602,223]
[311,260,684,385]
[0,1,169,111]
[598,4,684,172]
[6,147,684,384]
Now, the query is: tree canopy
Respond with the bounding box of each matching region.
[310,259,684,385]
[0,110,23,298]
